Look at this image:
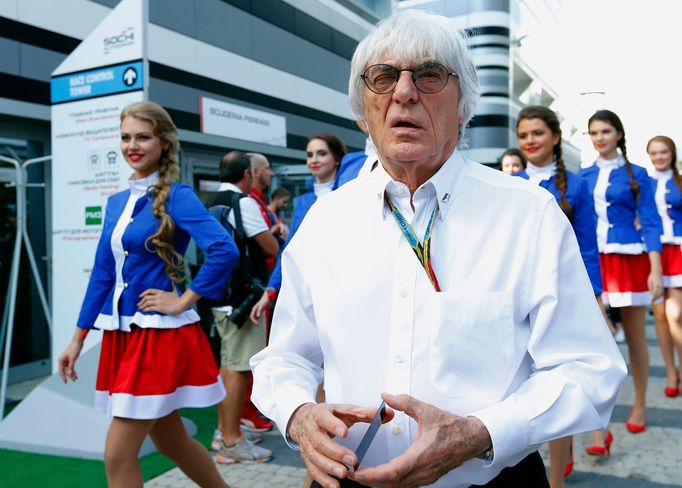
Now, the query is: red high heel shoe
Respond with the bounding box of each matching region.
[664,386,679,398]
[564,437,574,478]
[585,430,613,456]
[626,420,646,433]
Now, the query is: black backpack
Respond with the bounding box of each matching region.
[206,190,266,327]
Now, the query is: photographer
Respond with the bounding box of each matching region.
[206,151,278,464]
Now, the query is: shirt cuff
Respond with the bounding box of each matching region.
[470,395,530,468]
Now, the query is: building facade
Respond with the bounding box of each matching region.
[0,0,391,380]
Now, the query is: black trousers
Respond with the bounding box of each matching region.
[313,451,549,488]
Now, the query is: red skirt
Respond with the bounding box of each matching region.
[662,244,682,288]
[600,253,652,307]
[94,322,225,419]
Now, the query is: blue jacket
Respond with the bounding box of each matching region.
[580,162,662,254]
[77,183,239,330]
[650,174,682,242]
[516,170,602,295]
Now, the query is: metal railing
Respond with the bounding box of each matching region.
[0,155,52,421]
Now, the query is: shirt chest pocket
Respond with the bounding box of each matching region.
[428,291,514,399]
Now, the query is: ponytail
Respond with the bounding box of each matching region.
[619,138,640,202]
[554,145,573,220]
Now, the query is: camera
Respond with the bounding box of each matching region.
[228,277,266,327]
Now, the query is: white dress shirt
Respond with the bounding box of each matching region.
[251,151,626,487]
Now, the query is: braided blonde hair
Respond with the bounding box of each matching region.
[120,101,184,282]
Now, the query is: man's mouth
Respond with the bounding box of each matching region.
[391,117,421,129]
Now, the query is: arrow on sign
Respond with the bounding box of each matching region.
[123,67,137,86]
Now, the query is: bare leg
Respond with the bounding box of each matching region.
[665,288,682,382]
[217,365,227,432]
[590,430,606,448]
[653,299,678,389]
[548,437,571,488]
[621,306,649,425]
[221,368,249,444]
[104,417,156,488]
[150,410,229,487]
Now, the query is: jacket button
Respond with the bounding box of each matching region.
[608,224,614,228]
[124,282,129,289]
[124,250,129,257]
[129,217,134,223]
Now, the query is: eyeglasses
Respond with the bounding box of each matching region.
[361,62,458,95]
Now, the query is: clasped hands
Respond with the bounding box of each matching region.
[289,392,492,488]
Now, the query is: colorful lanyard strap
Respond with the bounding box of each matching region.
[386,194,441,291]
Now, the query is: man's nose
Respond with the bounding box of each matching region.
[392,71,418,102]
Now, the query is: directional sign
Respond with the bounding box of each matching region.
[51,60,144,104]
[123,67,137,86]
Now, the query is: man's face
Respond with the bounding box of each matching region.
[254,159,273,190]
[362,58,462,170]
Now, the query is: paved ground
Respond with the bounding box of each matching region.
[145,316,682,488]
[6,316,681,487]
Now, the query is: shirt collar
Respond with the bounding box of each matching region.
[129,171,159,198]
[218,182,242,193]
[314,180,335,198]
[654,168,673,181]
[371,150,467,221]
[596,155,625,169]
[525,161,556,181]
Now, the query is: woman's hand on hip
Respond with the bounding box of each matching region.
[138,288,186,315]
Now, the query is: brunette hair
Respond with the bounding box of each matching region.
[120,101,184,282]
[308,133,348,165]
[589,109,639,201]
[517,105,572,219]
[498,148,527,169]
[648,135,682,193]
[271,187,291,199]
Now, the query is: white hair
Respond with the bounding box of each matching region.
[348,10,480,144]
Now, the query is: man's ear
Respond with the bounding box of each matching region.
[357,120,369,133]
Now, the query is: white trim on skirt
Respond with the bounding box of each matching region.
[94,376,226,419]
[664,274,682,289]
[602,291,651,307]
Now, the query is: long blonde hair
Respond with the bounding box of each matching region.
[120,101,184,282]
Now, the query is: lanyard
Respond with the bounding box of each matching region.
[386,194,441,291]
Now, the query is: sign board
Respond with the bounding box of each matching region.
[51,61,144,104]
[200,96,287,147]
[51,0,147,371]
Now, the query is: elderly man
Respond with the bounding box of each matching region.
[251,10,626,488]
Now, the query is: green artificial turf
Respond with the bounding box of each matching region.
[0,406,217,487]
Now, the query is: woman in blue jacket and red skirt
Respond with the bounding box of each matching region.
[58,102,238,487]
[648,135,682,398]
[580,110,663,452]
[516,106,604,487]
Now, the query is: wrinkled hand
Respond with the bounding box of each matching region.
[138,289,184,315]
[289,402,394,488]
[648,270,664,301]
[249,291,270,323]
[350,393,491,488]
[58,339,83,383]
